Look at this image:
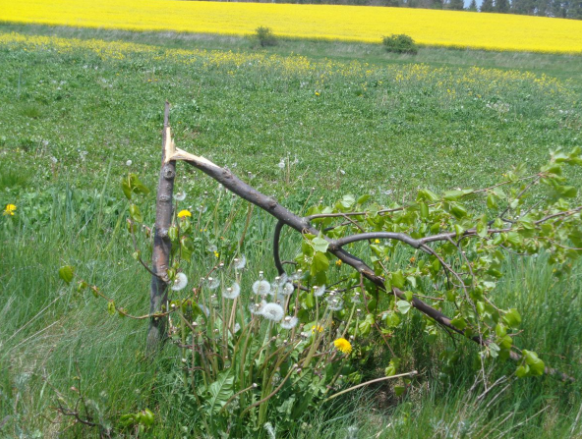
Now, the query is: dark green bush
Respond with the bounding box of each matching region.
[382,34,418,54]
[256,26,277,47]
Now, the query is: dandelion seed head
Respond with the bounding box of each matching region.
[171,272,188,291]
[206,277,220,290]
[234,255,247,270]
[253,279,271,297]
[174,190,186,201]
[280,316,298,329]
[313,285,326,297]
[261,303,285,322]
[281,282,294,296]
[126,160,132,166]
[327,296,344,311]
[223,282,240,299]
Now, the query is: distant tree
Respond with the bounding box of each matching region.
[468,0,479,9]
[569,0,582,18]
[496,0,510,11]
[480,0,495,10]
[449,0,465,10]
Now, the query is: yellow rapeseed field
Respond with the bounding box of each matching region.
[1,0,582,53]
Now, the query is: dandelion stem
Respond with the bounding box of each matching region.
[323,371,418,403]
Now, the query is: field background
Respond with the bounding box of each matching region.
[2,0,582,53]
[1,22,582,438]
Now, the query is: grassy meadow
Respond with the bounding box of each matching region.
[1,24,582,438]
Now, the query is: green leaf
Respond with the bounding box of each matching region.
[129,204,143,223]
[391,270,406,289]
[516,364,529,378]
[394,385,406,397]
[502,308,521,328]
[451,315,467,330]
[312,235,329,253]
[449,202,467,219]
[487,193,498,209]
[207,371,234,413]
[340,194,356,209]
[420,202,429,218]
[121,176,132,200]
[396,300,411,315]
[58,265,75,284]
[107,300,116,316]
[523,350,545,376]
[168,226,179,243]
[443,189,472,201]
[311,251,329,276]
[385,311,401,328]
[417,189,439,202]
[385,358,400,376]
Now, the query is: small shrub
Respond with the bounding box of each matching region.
[382,34,418,55]
[256,26,277,47]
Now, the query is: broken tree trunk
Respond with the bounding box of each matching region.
[147,102,176,351]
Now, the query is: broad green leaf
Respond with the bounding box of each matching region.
[207,371,234,413]
[523,350,545,376]
[311,251,329,276]
[391,270,406,289]
[107,300,116,316]
[58,265,74,284]
[417,189,439,202]
[385,311,401,328]
[312,235,329,253]
[340,194,356,209]
[503,308,521,328]
[396,300,411,315]
[516,364,529,378]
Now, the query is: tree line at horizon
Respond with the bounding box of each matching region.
[216,0,582,20]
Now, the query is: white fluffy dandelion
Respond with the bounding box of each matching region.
[249,301,266,315]
[253,280,271,297]
[223,282,240,300]
[260,303,285,322]
[171,273,188,291]
[206,277,220,290]
[234,255,247,270]
[174,190,187,201]
[290,269,304,281]
[326,296,344,311]
[313,285,326,297]
[281,282,294,296]
[280,316,298,329]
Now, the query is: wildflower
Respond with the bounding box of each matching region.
[214,251,219,258]
[313,285,326,297]
[223,282,240,299]
[253,279,271,297]
[196,205,207,213]
[249,301,266,315]
[374,239,380,244]
[335,259,342,267]
[126,160,132,166]
[260,303,285,322]
[281,282,294,296]
[234,255,246,270]
[171,273,188,291]
[315,91,321,96]
[3,204,16,216]
[333,338,352,355]
[206,277,220,290]
[410,256,416,263]
[311,324,324,333]
[290,269,304,281]
[278,160,285,169]
[177,210,191,218]
[174,190,186,201]
[280,316,298,329]
[326,296,344,311]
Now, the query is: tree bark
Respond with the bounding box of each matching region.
[147,102,176,351]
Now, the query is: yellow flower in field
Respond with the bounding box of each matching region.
[177,210,191,218]
[311,324,324,333]
[374,239,380,244]
[315,91,320,96]
[3,204,16,216]
[334,338,352,355]
[214,251,219,258]
[335,259,342,267]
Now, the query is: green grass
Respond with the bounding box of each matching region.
[1,23,582,438]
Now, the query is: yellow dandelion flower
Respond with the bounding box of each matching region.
[335,259,342,267]
[177,210,192,218]
[374,239,380,244]
[410,256,416,263]
[214,251,219,258]
[333,338,352,355]
[315,91,321,96]
[3,204,16,216]
[311,324,324,333]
